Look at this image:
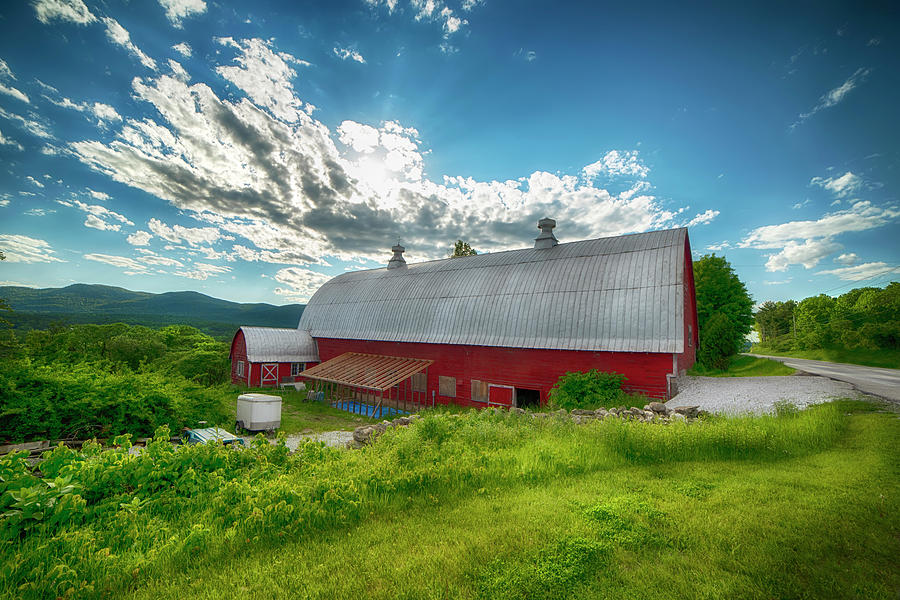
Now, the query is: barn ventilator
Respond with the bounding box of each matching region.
[300,352,435,418]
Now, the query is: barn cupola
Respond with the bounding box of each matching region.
[387,242,407,269]
[534,217,558,249]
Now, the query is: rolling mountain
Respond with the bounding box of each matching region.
[0,284,304,338]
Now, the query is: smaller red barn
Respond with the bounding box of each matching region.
[229,326,319,387]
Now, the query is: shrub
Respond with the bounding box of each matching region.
[548,370,627,409]
[698,311,736,370]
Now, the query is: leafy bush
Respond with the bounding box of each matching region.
[548,369,627,409]
[698,311,736,370]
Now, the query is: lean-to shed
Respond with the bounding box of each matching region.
[229,326,319,387]
[289,220,698,404]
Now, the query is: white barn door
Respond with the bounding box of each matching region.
[261,363,278,386]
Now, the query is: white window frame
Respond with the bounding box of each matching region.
[236,360,244,377]
[291,362,304,376]
[261,363,278,384]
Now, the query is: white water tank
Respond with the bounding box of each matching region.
[236,393,282,432]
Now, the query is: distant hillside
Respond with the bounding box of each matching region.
[0,284,304,339]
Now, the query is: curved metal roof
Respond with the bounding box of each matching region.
[239,326,319,363]
[299,228,690,353]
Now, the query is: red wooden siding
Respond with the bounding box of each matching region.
[316,338,677,404]
[229,329,250,385]
[229,331,319,387]
[677,237,699,375]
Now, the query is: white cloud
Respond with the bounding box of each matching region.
[158,0,207,27]
[817,262,900,281]
[102,18,158,71]
[742,201,899,250]
[685,209,719,227]
[793,67,870,128]
[84,253,148,273]
[84,214,120,231]
[32,0,95,25]
[833,253,858,266]
[272,267,333,301]
[763,279,792,285]
[705,241,731,251]
[88,189,111,200]
[514,48,537,62]
[148,218,224,246]
[25,176,44,188]
[366,0,472,37]
[24,208,55,216]
[127,230,153,246]
[58,198,134,227]
[168,59,190,82]
[0,84,29,103]
[172,42,192,58]
[582,150,650,179]
[69,37,680,292]
[333,46,366,64]
[0,107,53,139]
[810,171,862,199]
[764,238,844,271]
[136,250,183,267]
[174,262,230,280]
[215,37,309,122]
[44,93,123,125]
[0,128,24,151]
[0,234,65,263]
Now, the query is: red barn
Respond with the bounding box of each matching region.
[229,326,319,387]
[232,220,698,409]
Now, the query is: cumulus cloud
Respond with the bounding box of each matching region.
[810,171,862,199]
[32,0,95,25]
[172,42,192,58]
[25,176,44,188]
[0,107,53,139]
[88,189,111,201]
[158,0,206,27]
[792,67,870,128]
[84,214,121,231]
[44,91,123,126]
[685,209,719,227]
[136,249,183,267]
[333,46,366,64]
[817,262,900,281]
[833,253,858,266]
[742,201,900,271]
[127,230,153,246]
[102,18,158,70]
[0,234,65,263]
[272,267,333,301]
[148,218,224,246]
[583,150,650,179]
[68,37,680,296]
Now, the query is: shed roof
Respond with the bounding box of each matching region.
[298,227,691,354]
[239,326,319,363]
[300,352,433,391]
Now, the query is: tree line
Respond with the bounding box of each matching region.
[754,283,900,352]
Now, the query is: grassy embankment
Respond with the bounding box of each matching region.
[2,400,898,600]
[687,354,796,377]
[750,344,900,370]
[235,386,377,433]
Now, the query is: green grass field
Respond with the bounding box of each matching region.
[2,400,897,600]
[687,354,796,377]
[230,386,378,433]
[750,345,900,370]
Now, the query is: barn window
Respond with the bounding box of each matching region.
[291,362,304,376]
[439,376,456,397]
[471,379,489,403]
[688,325,693,347]
[236,361,244,377]
[412,372,426,392]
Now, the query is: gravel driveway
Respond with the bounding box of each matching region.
[282,430,354,450]
[665,374,862,415]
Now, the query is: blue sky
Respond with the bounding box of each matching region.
[0,0,897,305]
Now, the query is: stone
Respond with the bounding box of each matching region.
[671,413,686,421]
[510,407,527,416]
[673,405,701,419]
[571,409,595,416]
[649,402,667,414]
[572,415,585,424]
[553,409,568,418]
[395,416,411,426]
[352,426,374,443]
[643,410,655,420]
[594,408,608,416]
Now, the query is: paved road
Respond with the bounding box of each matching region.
[747,354,900,403]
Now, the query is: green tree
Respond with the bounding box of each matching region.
[693,254,754,368]
[754,300,795,344]
[794,294,836,349]
[450,240,477,257]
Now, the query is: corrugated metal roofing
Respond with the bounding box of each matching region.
[298,228,690,353]
[240,326,319,363]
